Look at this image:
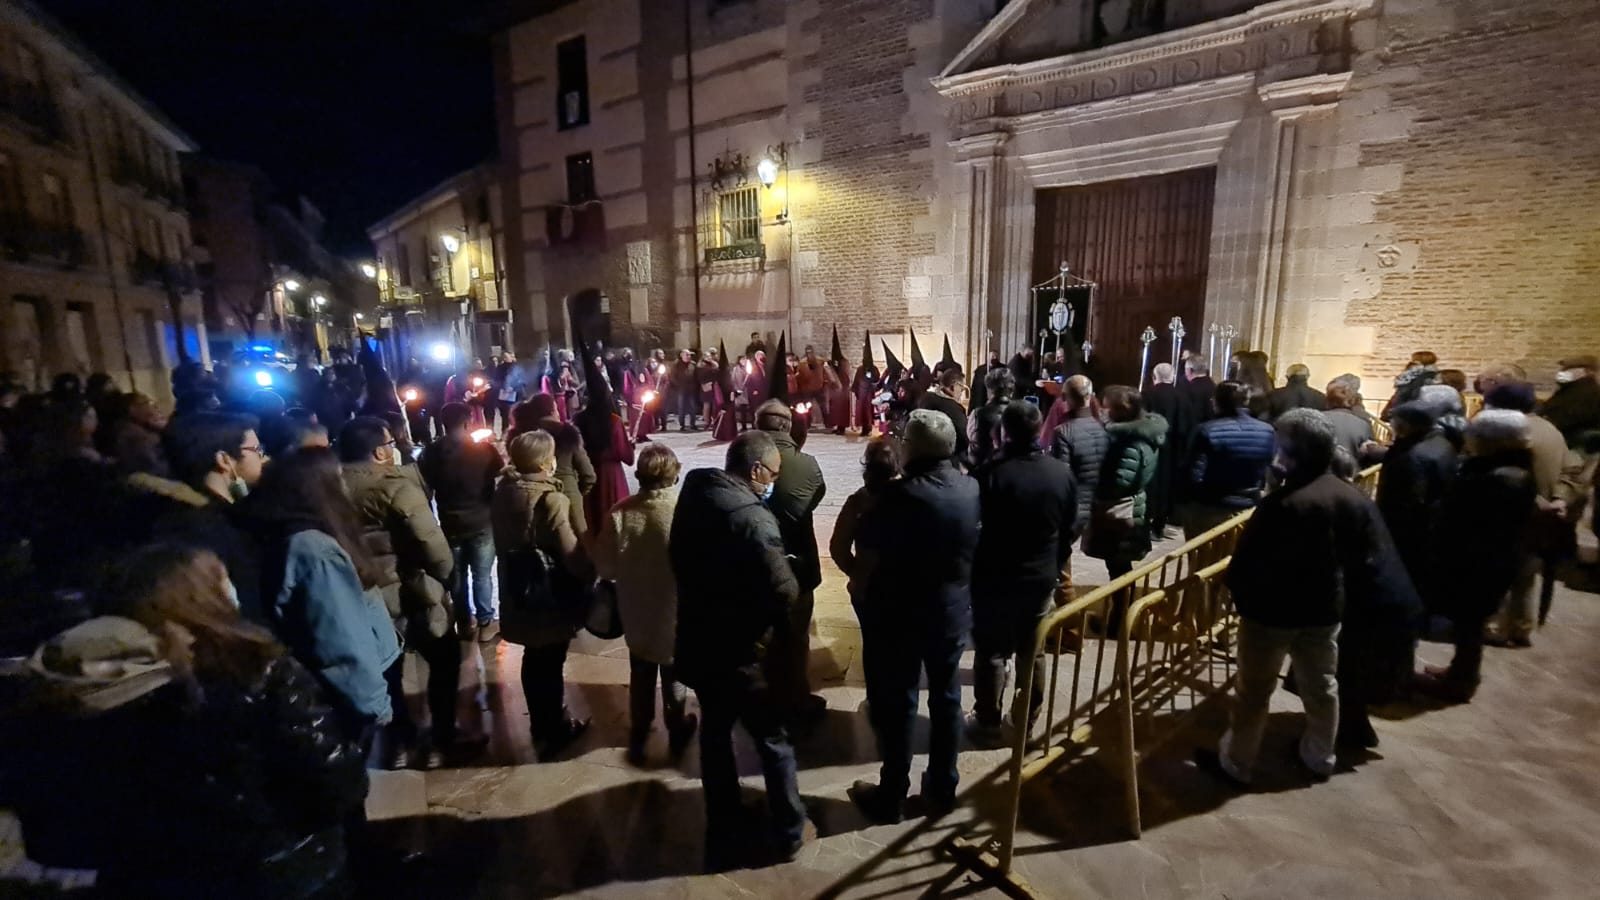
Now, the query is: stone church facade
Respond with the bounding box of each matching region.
[494,0,1600,388]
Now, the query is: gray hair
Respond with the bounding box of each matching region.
[1330,373,1362,393]
[1184,357,1210,378]
[984,366,1016,402]
[1151,362,1176,385]
[904,409,957,462]
[1274,408,1335,475]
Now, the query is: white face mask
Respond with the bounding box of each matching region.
[1555,368,1585,384]
[225,578,241,610]
[386,445,404,467]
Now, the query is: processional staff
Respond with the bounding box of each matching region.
[1138,326,1157,389]
[1168,317,1186,371]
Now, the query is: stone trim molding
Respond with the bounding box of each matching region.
[934,0,1373,111]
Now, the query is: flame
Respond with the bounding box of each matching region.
[403,388,419,402]
[470,428,494,442]
[471,377,485,388]
[794,402,813,415]
[641,390,657,405]
[743,360,753,374]
[656,364,667,376]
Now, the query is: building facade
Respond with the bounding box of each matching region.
[0,0,203,400]
[494,0,1600,389]
[367,164,506,367]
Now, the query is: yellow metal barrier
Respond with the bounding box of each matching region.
[946,465,1383,897]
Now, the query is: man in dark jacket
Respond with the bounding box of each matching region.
[754,399,828,730]
[969,349,1002,410]
[1265,364,1328,421]
[1183,381,1276,536]
[339,417,461,768]
[670,431,808,866]
[968,401,1076,747]
[1375,404,1458,597]
[1539,354,1600,447]
[968,366,1014,469]
[916,367,969,463]
[1143,363,1187,540]
[1197,409,1389,786]
[1180,357,1218,429]
[851,409,980,823]
[418,401,504,640]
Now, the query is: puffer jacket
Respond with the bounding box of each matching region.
[1084,413,1167,563]
[1,617,366,899]
[342,461,454,640]
[1050,410,1108,537]
[1187,411,1276,509]
[670,468,798,688]
[124,472,265,625]
[490,471,586,647]
[1427,449,1537,620]
[527,415,596,535]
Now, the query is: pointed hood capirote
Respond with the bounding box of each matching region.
[909,329,928,377]
[571,291,614,454]
[717,337,733,395]
[861,330,875,371]
[767,331,790,403]
[940,334,958,373]
[882,340,905,383]
[830,325,844,366]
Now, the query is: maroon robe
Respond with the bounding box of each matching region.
[584,414,634,536]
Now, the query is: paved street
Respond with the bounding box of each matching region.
[6,430,1600,898]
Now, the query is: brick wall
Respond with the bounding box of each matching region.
[1348,0,1600,383]
[800,0,939,350]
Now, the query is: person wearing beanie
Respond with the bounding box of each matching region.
[851,408,979,823]
[1375,402,1458,595]
[1414,409,1537,702]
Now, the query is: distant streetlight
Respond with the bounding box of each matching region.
[283,279,301,292]
[440,233,461,254]
[360,263,377,279]
[313,294,328,307]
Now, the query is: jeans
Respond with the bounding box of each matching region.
[765,589,815,716]
[520,639,571,739]
[972,590,1053,729]
[451,531,497,625]
[676,392,697,428]
[698,667,805,851]
[629,655,688,745]
[387,631,462,746]
[1218,619,1339,782]
[863,629,965,802]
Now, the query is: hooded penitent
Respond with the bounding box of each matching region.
[909,330,929,382]
[767,331,790,404]
[882,340,905,384]
[572,302,615,455]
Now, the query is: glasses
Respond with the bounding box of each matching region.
[756,461,780,479]
[239,444,266,459]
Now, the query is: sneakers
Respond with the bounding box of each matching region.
[476,619,500,643]
[848,780,905,825]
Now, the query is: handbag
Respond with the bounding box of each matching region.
[585,579,625,640]
[1081,497,1138,556]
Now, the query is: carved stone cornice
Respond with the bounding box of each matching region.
[935,0,1371,132]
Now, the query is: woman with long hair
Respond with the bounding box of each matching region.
[9,544,368,898]
[240,446,399,735]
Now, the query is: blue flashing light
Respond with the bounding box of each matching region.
[254,370,273,387]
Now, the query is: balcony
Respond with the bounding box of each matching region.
[0,76,68,145]
[113,156,184,208]
[0,218,87,268]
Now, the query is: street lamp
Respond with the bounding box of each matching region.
[359,263,377,279]
[756,157,779,188]
[283,279,300,292]
[313,294,327,307]
[440,233,461,254]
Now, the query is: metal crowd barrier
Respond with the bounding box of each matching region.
[946,465,1382,897]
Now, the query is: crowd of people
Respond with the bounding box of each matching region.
[1,333,1598,895]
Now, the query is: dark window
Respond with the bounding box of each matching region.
[556,36,589,130]
[396,242,411,287]
[475,191,491,225]
[566,152,596,205]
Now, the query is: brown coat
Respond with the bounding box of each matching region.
[342,461,455,640]
[490,471,587,646]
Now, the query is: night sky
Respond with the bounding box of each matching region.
[35,0,503,255]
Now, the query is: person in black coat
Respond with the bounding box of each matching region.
[1050,375,1108,596]
[1414,410,1538,702]
[1197,410,1389,787]
[417,401,505,637]
[969,350,1002,410]
[916,367,970,463]
[1264,364,1328,421]
[1143,363,1188,540]
[4,544,367,899]
[967,366,1014,470]
[1180,357,1218,429]
[851,409,980,824]
[1375,404,1458,599]
[1539,355,1600,447]
[754,400,828,730]
[968,401,1076,747]
[670,432,807,866]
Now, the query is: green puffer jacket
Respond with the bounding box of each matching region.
[1084,413,1168,564]
[343,461,456,641]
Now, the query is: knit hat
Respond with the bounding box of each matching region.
[1415,384,1464,418]
[1483,382,1537,413]
[1465,408,1529,454]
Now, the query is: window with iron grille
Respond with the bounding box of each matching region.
[716,186,760,245]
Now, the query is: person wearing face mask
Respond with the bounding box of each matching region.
[1538,355,1600,448]
[338,416,464,769]
[670,431,810,869]
[122,411,268,624]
